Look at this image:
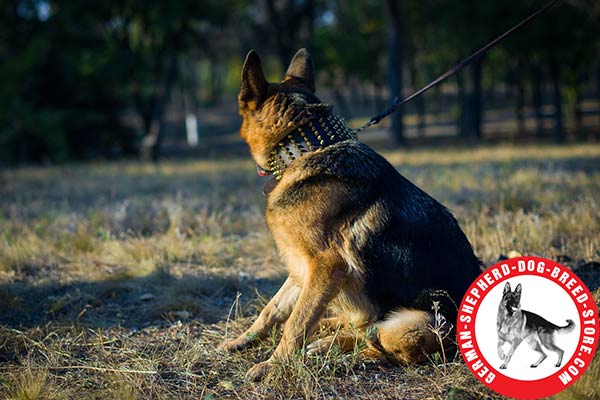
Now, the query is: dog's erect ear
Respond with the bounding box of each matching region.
[514,283,522,299]
[503,282,511,295]
[284,48,315,93]
[239,50,268,109]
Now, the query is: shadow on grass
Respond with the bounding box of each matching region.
[0,270,284,330]
[2,263,597,328]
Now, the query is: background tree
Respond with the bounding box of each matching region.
[0,0,599,164]
[107,0,233,160]
[0,0,134,163]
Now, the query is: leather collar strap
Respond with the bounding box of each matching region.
[268,114,357,180]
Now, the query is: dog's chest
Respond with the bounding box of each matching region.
[266,213,309,283]
[499,311,525,339]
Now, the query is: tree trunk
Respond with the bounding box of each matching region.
[18,140,28,164]
[332,78,351,119]
[550,59,564,143]
[305,0,315,51]
[141,54,178,161]
[515,61,525,139]
[434,84,443,115]
[574,76,583,140]
[183,56,200,147]
[373,82,385,115]
[595,65,600,101]
[360,82,370,109]
[532,67,544,138]
[458,59,483,140]
[488,80,495,109]
[411,63,426,137]
[471,57,483,139]
[457,73,468,138]
[386,0,404,146]
[266,0,314,71]
[597,66,600,131]
[266,0,292,69]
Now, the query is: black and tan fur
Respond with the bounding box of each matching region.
[219,48,482,380]
[497,282,575,369]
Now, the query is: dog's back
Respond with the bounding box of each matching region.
[522,311,575,334]
[274,139,481,319]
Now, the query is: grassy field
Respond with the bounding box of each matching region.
[1,143,599,399]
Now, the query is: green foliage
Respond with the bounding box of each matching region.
[0,0,233,164]
[0,0,599,163]
[0,0,136,163]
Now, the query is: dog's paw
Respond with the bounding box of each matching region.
[555,362,562,367]
[218,337,248,353]
[530,364,538,368]
[499,363,507,369]
[245,360,274,381]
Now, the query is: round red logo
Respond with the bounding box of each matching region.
[456,256,598,399]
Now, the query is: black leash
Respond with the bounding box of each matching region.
[356,0,562,133]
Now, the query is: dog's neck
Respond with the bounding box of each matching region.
[267,113,357,180]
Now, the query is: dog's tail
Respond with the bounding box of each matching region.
[364,309,452,364]
[557,319,576,334]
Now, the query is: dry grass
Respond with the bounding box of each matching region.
[1,143,599,399]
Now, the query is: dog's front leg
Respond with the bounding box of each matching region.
[245,253,346,381]
[499,339,522,369]
[219,277,300,352]
[497,335,507,360]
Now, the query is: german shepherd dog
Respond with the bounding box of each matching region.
[219,48,482,380]
[497,282,575,369]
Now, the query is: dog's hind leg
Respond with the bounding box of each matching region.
[307,312,374,356]
[539,333,565,367]
[219,277,300,352]
[306,331,362,356]
[317,316,347,332]
[528,337,548,368]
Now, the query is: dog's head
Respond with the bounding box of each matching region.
[501,282,522,313]
[237,48,329,173]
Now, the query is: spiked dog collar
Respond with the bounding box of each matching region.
[267,114,357,180]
